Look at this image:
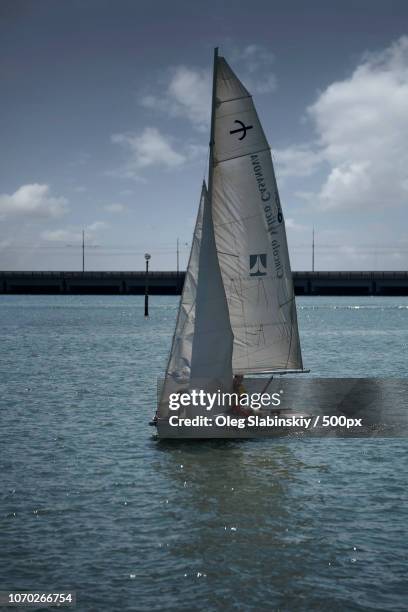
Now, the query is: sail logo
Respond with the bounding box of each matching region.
[230,119,253,141]
[250,254,267,276]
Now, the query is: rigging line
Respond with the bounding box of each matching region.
[217,250,240,258]
[202,148,209,184]
[261,374,275,395]
[284,297,295,371]
[218,94,252,105]
[260,278,268,306]
[278,295,296,309]
[179,296,197,330]
[215,147,271,165]
[214,211,264,229]
[217,108,254,120]
[235,321,297,329]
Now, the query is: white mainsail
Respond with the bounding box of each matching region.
[211,55,303,374]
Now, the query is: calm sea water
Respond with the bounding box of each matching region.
[1,295,407,611]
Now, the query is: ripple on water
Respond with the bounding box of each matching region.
[0,296,407,611]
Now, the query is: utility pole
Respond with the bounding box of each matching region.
[144,253,151,317]
[82,229,85,273]
[312,226,315,272]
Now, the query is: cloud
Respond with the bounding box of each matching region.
[141,66,211,130]
[230,44,277,94]
[112,127,186,177]
[285,217,310,232]
[318,162,372,209]
[130,46,276,179]
[104,203,126,213]
[310,35,408,211]
[238,44,275,70]
[275,36,408,216]
[140,45,276,132]
[42,221,107,243]
[87,221,107,232]
[0,184,68,218]
[41,228,82,242]
[111,127,207,179]
[274,145,324,179]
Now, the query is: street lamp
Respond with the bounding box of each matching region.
[144,253,151,317]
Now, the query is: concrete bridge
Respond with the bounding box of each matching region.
[1,271,408,295]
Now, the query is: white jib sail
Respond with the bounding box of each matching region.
[189,179,233,394]
[158,182,233,419]
[211,56,303,374]
[164,184,206,385]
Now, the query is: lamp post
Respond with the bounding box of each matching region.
[144,253,151,317]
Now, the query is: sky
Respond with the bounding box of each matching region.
[1,0,408,271]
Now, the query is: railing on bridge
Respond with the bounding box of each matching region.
[0,271,407,295]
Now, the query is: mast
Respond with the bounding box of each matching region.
[208,47,218,204]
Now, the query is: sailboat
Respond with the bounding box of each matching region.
[153,48,307,438]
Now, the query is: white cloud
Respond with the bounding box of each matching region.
[285,217,309,232]
[112,127,186,177]
[41,228,81,242]
[185,142,208,160]
[274,145,323,179]
[141,66,211,130]
[309,35,408,211]
[231,44,277,94]
[140,45,276,132]
[42,221,107,243]
[167,66,211,124]
[0,184,68,218]
[275,36,408,216]
[104,203,126,213]
[239,44,275,70]
[319,162,372,209]
[87,221,107,232]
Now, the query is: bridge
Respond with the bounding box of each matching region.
[0,271,408,295]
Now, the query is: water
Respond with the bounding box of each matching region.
[1,295,407,611]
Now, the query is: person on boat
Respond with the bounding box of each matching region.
[233,374,246,396]
[149,413,158,426]
[230,374,253,417]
